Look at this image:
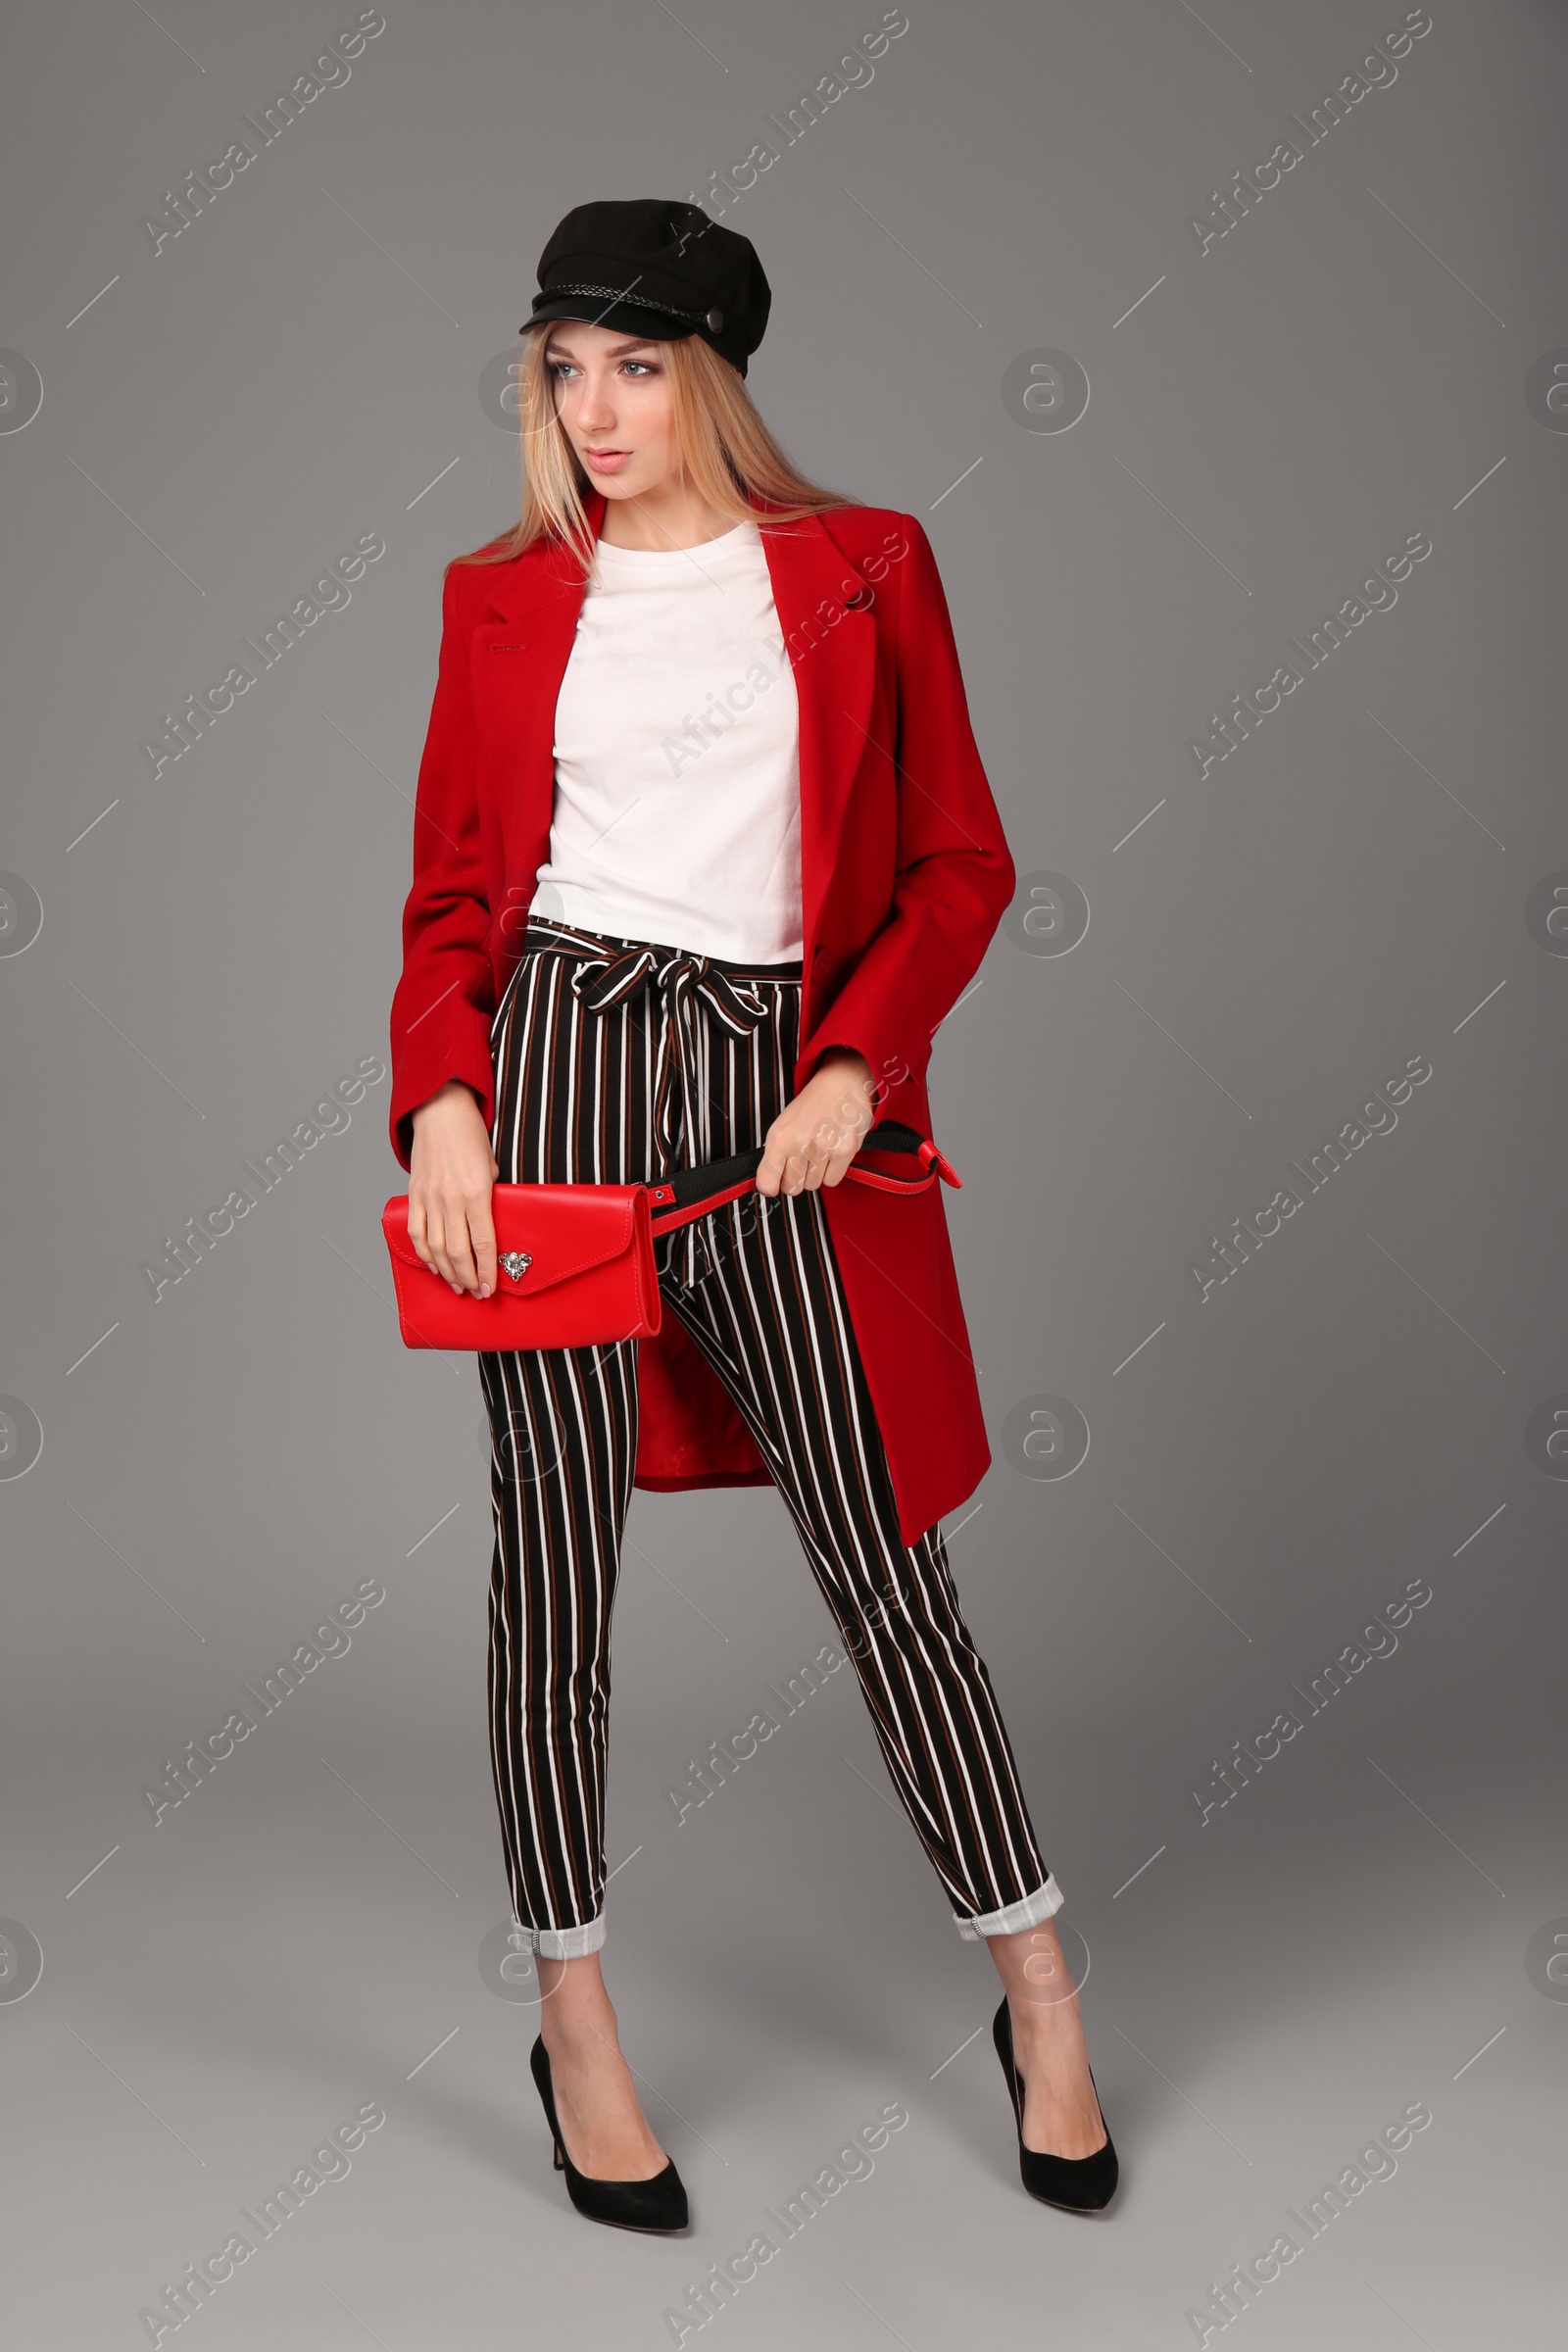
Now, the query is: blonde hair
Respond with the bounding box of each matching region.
[453,324,856,578]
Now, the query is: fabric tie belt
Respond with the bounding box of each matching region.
[525,922,802,1288]
[568,939,775,1030]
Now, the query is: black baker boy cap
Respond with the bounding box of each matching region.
[523,198,771,377]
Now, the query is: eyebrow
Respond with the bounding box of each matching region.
[542,334,660,359]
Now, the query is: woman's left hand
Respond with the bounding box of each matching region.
[757,1047,877,1196]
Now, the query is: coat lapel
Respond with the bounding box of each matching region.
[749,493,879,956]
[468,486,878,960]
[469,525,589,859]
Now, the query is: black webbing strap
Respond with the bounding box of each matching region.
[646,1122,947,1232]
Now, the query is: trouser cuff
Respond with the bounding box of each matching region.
[514,1915,607,1959]
[952,1874,1065,1941]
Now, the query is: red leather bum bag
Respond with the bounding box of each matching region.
[381,1123,959,1351]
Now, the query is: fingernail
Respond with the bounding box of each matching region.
[479,1284,491,1298]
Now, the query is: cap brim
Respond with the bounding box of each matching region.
[521,293,699,342]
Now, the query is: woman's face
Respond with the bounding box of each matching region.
[543,320,680,502]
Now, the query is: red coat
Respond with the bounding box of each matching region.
[388,487,1016,1543]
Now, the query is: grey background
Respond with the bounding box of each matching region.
[2,1,1564,2343]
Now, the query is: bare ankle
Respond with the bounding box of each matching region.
[1010,1988,1082,2034]
[541,1995,618,2055]
[535,1952,616,2045]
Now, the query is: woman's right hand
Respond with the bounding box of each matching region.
[408,1080,500,1297]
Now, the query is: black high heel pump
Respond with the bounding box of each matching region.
[992,1997,1119,2213]
[529,2034,690,2233]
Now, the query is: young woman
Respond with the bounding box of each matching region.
[387,199,1116,2231]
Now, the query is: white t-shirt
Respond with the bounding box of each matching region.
[529,517,803,961]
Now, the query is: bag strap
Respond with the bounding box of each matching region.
[645,1121,960,1236]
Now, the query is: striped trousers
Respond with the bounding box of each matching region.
[479,919,1062,1958]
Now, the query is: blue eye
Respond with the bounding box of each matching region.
[546,358,656,379]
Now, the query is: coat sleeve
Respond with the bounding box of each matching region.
[798,513,1016,1101]
[387,563,498,1170]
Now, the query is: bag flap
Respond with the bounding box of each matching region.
[383,1184,643,1296]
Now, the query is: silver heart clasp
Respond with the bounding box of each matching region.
[498,1251,533,1283]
